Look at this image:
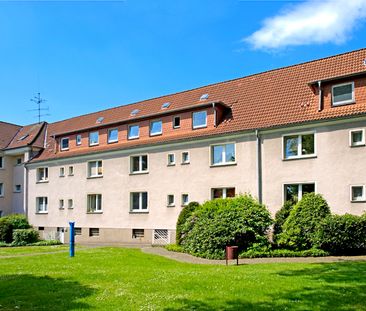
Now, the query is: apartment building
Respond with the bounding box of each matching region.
[1,48,366,244]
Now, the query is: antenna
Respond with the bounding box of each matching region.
[29,93,50,123]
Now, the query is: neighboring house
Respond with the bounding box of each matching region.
[1,48,366,244]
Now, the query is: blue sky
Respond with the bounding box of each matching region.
[1,0,366,125]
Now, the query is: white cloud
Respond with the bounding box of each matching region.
[245,0,366,50]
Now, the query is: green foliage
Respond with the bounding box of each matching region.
[273,200,295,242]
[181,195,273,259]
[165,244,183,253]
[314,214,366,255]
[240,248,329,258]
[0,241,10,247]
[277,193,331,250]
[176,201,199,245]
[6,214,30,230]
[30,240,62,246]
[12,229,39,246]
[0,218,13,243]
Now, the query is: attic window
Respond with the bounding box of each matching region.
[200,94,209,101]
[161,102,171,109]
[96,117,104,124]
[332,82,355,106]
[18,134,29,141]
[131,109,140,117]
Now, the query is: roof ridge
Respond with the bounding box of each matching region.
[0,120,22,127]
[49,47,366,126]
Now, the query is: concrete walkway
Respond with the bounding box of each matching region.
[142,247,366,265]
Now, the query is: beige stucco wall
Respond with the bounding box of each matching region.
[0,153,13,216]
[262,119,366,215]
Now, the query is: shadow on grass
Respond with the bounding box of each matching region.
[0,274,95,310]
[165,262,366,311]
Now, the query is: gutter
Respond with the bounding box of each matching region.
[318,81,322,112]
[255,129,262,204]
[212,102,217,127]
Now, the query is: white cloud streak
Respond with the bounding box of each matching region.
[245,0,366,50]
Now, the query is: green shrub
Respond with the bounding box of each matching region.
[277,193,331,250]
[181,195,273,259]
[240,248,329,258]
[12,229,39,246]
[165,244,183,253]
[273,200,295,242]
[0,241,10,247]
[0,218,13,243]
[30,240,62,246]
[314,214,366,255]
[176,201,199,245]
[6,214,30,230]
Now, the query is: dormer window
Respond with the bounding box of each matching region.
[128,125,140,140]
[192,111,207,129]
[332,82,355,106]
[150,120,162,136]
[89,131,99,146]
[60,137,69,151]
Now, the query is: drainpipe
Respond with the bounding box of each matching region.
[256,129,263,204]
[212,102,217,127]
[318,81,322,112]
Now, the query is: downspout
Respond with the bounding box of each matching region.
[256,129,263,204]
[212,102,217,127]
[318,81,322,112]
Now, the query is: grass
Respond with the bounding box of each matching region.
[0,246,365,310]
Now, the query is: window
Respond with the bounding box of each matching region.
[0,183,3,197]
[75,227,82,235]
[37,167,49,182]
[88,161,103,178]
[36,197,48,213]
[60,137,69,151]
[167,153,175,166]
[68,199,73,209]
[182,194,189,206]
[16,158,22,165]
[89,228,99,237]
[68,166,74,176]
[283,133,315,159]
[350,129,365,147]
[59,167,65,177]
[14,185,21,193]
[59,199,64,209]
[167,194,175,207]
[284,183,315,203]
[332,82,355,106]
[130,192,148,212]
[0,156,3,169]
[108,128,118,143]
[89,131,99,146]
[76,134,82,146]
[128,125,140,139]
[132,229,144,238]
[38,227,44,231]
[87,194,102,213]
[130,155,148,174]
[181,152,190,164]
[211,143,236,165]
[192,111,207,129]
[212,188,236,199]
[150,120,163,136]
[350,185,365,202]
[173,116,180,129]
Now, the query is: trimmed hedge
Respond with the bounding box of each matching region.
[277,193,331,250]
[176,201,199,245]
[180,195,272,259]
[240,248,329,258]
[315,214,366,255]
[12,229,39,246]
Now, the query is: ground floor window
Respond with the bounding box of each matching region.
[87,194,102,213]
[350,185,365,202]
[89,228,99,237]
[132,229,144,238]
[36,197,48,213]
[130,192,148,212]
[212,188,236,199]
[284,183,315,203]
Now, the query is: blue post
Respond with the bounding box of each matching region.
[69,221,75,257]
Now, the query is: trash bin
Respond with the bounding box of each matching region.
[226,246,239,265]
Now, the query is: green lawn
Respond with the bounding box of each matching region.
[0,247,365,310]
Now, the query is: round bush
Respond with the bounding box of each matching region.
[0,218,13,243]
[278,193,331,250]
[6,214,30,230]
[176,201,199,245]
[273,200,295,243]
[12,229,39,246]
[181,195,273,259]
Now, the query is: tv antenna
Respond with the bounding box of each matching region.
[29,93,50,123]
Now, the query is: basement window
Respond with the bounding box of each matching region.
[132,229,144,239]
[332,82,355,106]
[89,228,99,237]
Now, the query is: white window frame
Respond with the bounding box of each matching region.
[173,116,181,129]
[192,110,207,129]
[211,187,236,199]
[76,134,82,146]
[332,82,355,106]
[349,129,365,147]
[87,194,102,213]
[87,160,103,178]
[0,183,4,197]
[14,184,21,193]
[210,143,236,166]
[181,194,189,206]
[282,131,316,160]
[59,199,64,209]
[167,153,175,166]
[181,152,190,164]
[283,182,317,204]
[128,124,140,140]
[130,155,149,174]
[130,192,148,212]
[0,156,3,169]
[36,197,48,213]
[350,185,366,202]
[37,167,49,182]
[59,167,65,177]
[107,128,119,144]
[89,131,99,146]
[68,166,74,176]
[68,199,73,209]
[60,137,69,151]
[167,194,175,207]
[150,120,163,136]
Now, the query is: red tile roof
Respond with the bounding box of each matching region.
[30,48,366,163]
[6,122,46,150]
[0,122,21,150]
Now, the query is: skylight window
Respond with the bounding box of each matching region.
[200,94,209,101]
[161,102,171,109]
[131,109,140,116]
[96,117,104,124]
[18,134,29,141]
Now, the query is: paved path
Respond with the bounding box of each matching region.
[142,247,366,265]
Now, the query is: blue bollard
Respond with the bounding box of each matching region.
[69,222,75,257]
